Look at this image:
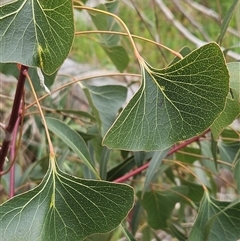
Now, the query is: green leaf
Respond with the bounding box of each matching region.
[84,232,112,241]
[189,193,240,241]
[180,179,204,203]
[107,156,135,181]
[99,147,110,180]
[0,0,74,74]
[211,98,240,140]
[218,141,240,165]
[169,222,188,241]
[175,146,201,164]
[211,62,240,139]
[56,109,96,122]
[88,3,129,71]
[142,149,170,195]
[168,46,191,65]
[227,63,240,101]
[216,0,240,45]
[200,140,217,173]
[101,45,130,72]
[0,63,57,91]
[0,162,134,241]
[45,117,99,178]
[211,134,218,169]
[138,186,188,230]
[90,3,120,47]
[233,149,240,193]
[133,151,153,167]
[206,200,240,241]
[122,225,138,241]
[131,200,143,235]
[83,84,127,136]
[103,43,229,151]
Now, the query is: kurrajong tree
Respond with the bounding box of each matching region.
[0,0,240,241]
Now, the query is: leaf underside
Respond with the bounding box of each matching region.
[103,43,229,151]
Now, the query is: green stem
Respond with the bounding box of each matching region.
[25,71,56,170]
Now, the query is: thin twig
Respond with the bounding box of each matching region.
[129,0,169,63]
[75,31,183,59]
[114,130,209,183]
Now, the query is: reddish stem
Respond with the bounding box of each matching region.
[0,65,28,173]
[9,110,22,197]
[114,130,209,183]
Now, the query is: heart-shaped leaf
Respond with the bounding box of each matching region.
[0,159,134,241]
[103,43,229,151]
[0,0,74,74]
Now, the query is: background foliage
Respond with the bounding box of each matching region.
[0,0,240,240]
